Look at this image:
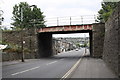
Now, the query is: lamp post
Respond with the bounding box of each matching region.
[20,6,24,62]
[0,10,4,26]
[20,5,36,62]
[0,10,4,17]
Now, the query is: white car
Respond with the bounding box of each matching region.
[75,48,79,51]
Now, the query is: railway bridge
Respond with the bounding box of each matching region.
[37,23,105,57]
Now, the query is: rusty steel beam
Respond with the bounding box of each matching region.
[38,24,93,33]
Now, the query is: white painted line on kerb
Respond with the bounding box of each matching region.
[58,53,64,55]
[11,66,41,76]
[60,59,64,61]
[46,61,58,65]
[60,52,85,79]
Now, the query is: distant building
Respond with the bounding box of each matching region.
[52,38,76,54]
[52,37,89,54]
[56,37,89,47]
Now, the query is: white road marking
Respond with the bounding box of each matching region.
[61,52,85,79]
[46,61,58,65]
[60,59,64,61]
[11,66,40,76]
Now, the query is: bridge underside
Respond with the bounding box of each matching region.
[37,30,93,57]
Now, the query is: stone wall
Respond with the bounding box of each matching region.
[103,2,120,77]
[92,23,105,58]
[2,28,39,61]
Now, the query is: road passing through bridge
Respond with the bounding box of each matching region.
[2,48,85,79]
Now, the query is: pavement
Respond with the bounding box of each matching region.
[70,51,118,79]
[70,58,118,78]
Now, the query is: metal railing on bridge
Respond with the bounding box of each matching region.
[45,15,98,27]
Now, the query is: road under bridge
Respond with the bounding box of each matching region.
[37,23,105,58]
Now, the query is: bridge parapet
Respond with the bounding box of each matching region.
[45,15,97,26]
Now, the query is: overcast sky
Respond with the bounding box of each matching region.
[0,0,102,26]
[0,0,103,37]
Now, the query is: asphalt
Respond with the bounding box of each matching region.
[2,48,84,79]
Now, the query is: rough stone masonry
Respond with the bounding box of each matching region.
[103,2,120,77]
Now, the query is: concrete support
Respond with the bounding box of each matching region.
[37,33,53,57]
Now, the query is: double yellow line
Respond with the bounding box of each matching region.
[60,52,86,80]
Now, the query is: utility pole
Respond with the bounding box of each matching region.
[20,7,25,62]
[20,5,36,62]
[0,10,4,26]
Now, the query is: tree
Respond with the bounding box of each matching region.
[11,2,45,29]
[97,2,118,23]
[76,43,80,48]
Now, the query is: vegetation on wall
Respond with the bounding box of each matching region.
[97,2,118,23]
[3,42,30,53]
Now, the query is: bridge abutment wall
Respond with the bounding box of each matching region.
[37,33,53,57]
[103,2,120,77]
[92,23,105,58]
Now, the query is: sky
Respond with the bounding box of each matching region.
[0,0,103,37]
[52,33,89,38]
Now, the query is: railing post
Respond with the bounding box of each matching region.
[70,17,71,25]
[94,15,97,23]
[81,16,83,25]
[57,17,59,26]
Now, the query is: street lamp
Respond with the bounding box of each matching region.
[0,10,4,25]
[20,5,36,62]
[0,10,4,16]
[20,5,36,22]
